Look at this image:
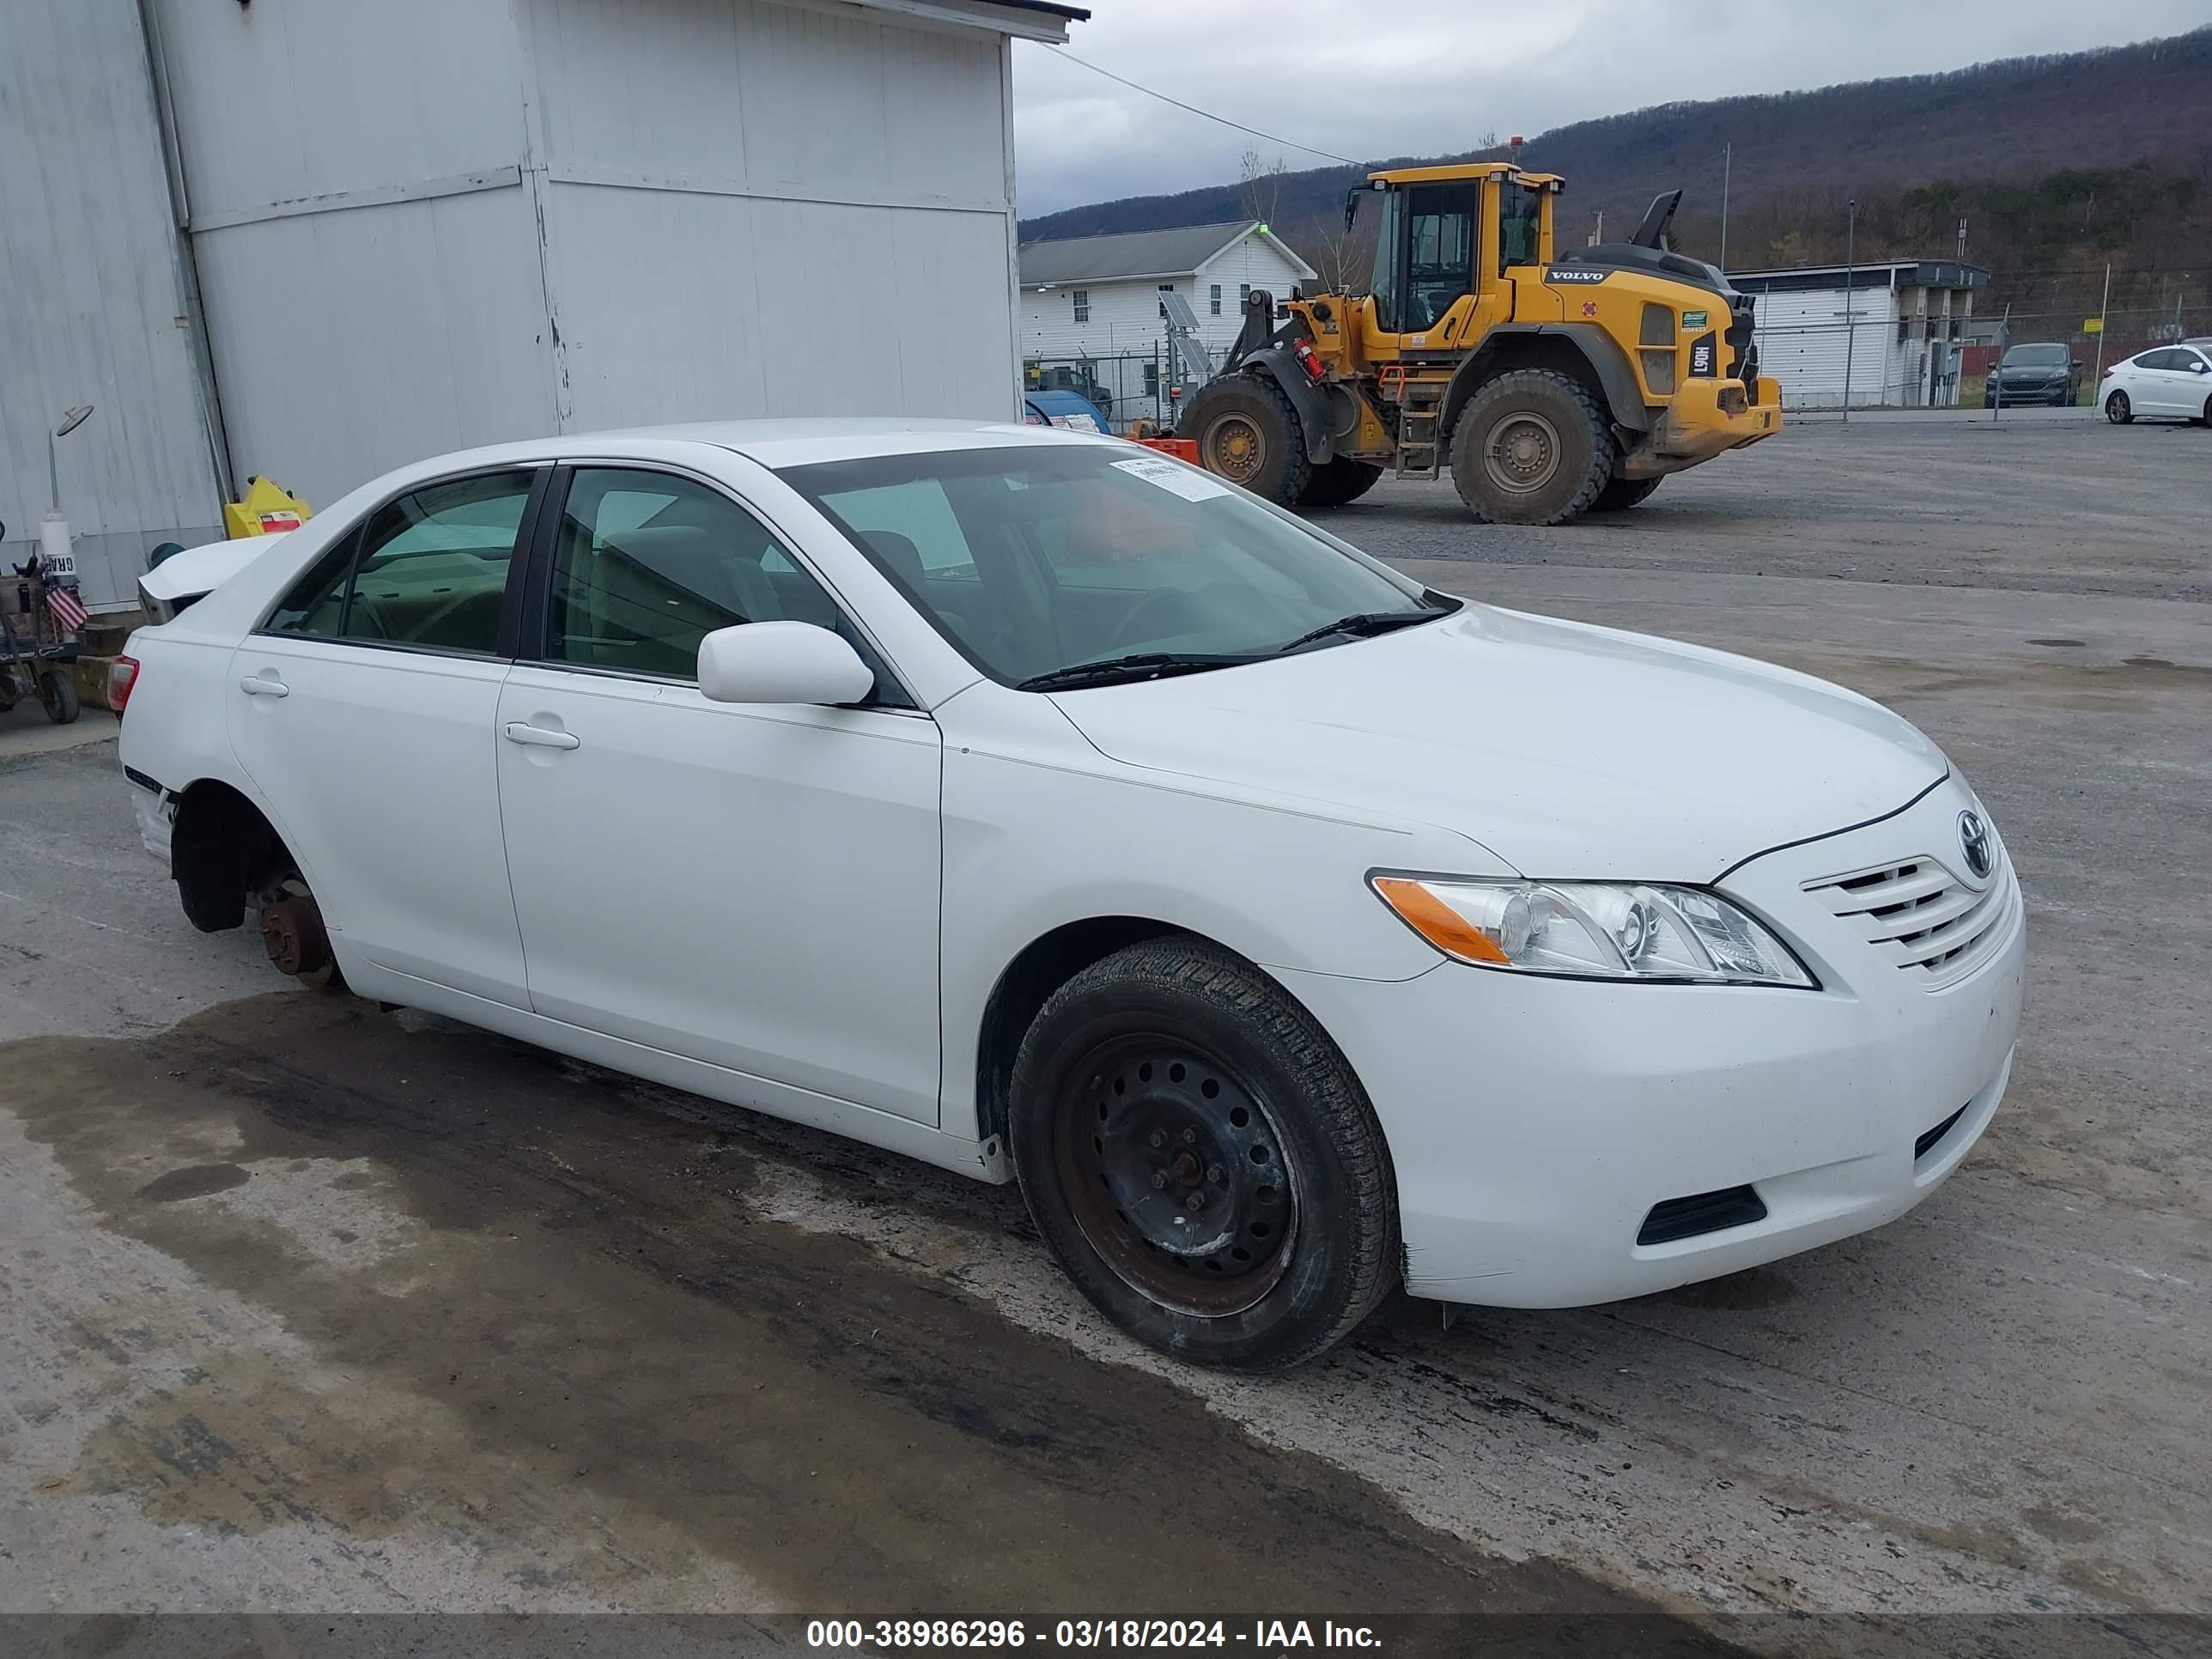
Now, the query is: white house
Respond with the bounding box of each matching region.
[1,0,1085,610]
[1017,222,1316,427]
[1730,258,1989,410]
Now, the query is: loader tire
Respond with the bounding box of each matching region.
[1591,474,1662,512]
[1297,458,1384,509]
[1185,374,1311,507]
[1449,369,1614,526]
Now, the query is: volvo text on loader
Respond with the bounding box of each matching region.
[1176,165,1783,523]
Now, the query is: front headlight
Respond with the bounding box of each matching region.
[1370,874,1816,988]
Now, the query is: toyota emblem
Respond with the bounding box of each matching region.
[1957,810,1993,881]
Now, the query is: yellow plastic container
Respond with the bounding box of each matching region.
[222,476,313,539]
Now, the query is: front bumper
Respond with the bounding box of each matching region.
[1627,376,1784,477]
[1280,775,2023,1307]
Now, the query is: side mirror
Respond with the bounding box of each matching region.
[2071,358,2083,370]
[697,621,875,707]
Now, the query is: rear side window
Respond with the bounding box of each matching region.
[262,470,534,654]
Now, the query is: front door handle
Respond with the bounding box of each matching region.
[503,721,580,750]
[239,674,289,697]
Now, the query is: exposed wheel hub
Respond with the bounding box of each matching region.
[1061,1042,1296,1316]
[1486,411,1561,494]
[259,892,332,977]
[1206,416,1266,484]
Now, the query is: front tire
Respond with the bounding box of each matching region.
[1297,456,1383,509]
[1009,938,1399,1371]
[39,669,80,725]
[1449,368,1613,525]
[1591,474,1662,512]
[1182,374,1311,506]
[2106,390,2133,424]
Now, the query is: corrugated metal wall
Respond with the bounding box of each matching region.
[3,0,1036,583]
[530,0,1018,431]
[141,0,1024,514]
[0,0,222,609]
[146,0,555,514]
[1752,287,1906,410]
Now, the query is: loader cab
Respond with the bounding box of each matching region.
[1347,164,1560,359]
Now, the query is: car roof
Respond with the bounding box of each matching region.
[580,416,1120,468]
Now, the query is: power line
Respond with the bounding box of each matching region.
[1043,47,1362,169]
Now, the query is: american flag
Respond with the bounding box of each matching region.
[45,584,88,633]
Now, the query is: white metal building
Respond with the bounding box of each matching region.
[1730,259,1990,410]
[1,0,1084,610]
[1017,222,1316,368]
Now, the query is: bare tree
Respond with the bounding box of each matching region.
[1237,148,1287,226]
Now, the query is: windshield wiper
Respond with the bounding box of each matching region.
[1274,609,1443,654]
[1017,652,1261,692]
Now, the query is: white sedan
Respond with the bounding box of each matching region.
[114,421,2024,1370]
[2100,340,2212,424]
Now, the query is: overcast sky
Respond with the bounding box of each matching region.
[1012,0,2212,218]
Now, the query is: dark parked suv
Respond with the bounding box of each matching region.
[1984,343,2082,408]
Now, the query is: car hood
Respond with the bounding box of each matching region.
[1048,604,1946,881]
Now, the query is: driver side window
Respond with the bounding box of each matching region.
[543,468,840,679]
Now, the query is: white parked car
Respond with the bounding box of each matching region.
[115,421,2024,1370]
[2100,341,2212,424]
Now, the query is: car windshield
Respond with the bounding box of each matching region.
[781,443,1450,688]
[2002,345,2067,366]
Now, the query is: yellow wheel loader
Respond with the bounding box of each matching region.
[1176,165,1783,523]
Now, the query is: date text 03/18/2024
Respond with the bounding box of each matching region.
[805,1619,1381,1650]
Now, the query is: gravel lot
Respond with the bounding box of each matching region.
[1,416,2206,1654]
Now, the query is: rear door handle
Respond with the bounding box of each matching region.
[239,674,289,697]
[503,722,580,750]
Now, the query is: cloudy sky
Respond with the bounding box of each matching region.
[1012,0,2211,218]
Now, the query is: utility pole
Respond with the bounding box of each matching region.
[1991,301,2010,423]
[1719,142,1731,271]
[1841,198,1857,422]
[2090,260,2112,404]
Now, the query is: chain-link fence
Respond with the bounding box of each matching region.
[1026,350,1231,434]
[1027,298,2210,420]
[1958,301,2212,399]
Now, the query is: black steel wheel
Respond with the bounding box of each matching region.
[39,669,80,725]
[1591,474,1662,512]
[1057,1036,1297,1316]
[2106,390,2133,424]
[1009,937,1399,1370]
[1181,374,1311,506]
[1449,368,1613,525]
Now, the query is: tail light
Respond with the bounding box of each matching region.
[109,654,140,716]
[1292,338,1327,383]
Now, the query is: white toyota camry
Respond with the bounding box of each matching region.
[115,420,2025,1370]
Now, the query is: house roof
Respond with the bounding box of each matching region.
[1018,221,1317,287]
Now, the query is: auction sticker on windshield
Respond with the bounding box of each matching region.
[1111,455,1231,501]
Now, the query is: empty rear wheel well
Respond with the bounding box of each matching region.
[170,780,295,933]
[976,917,1200,1152]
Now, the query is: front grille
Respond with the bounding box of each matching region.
[1638,1185,1768,1246]
[1915,1105,1968,1161]
[1805,849,2016,990]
